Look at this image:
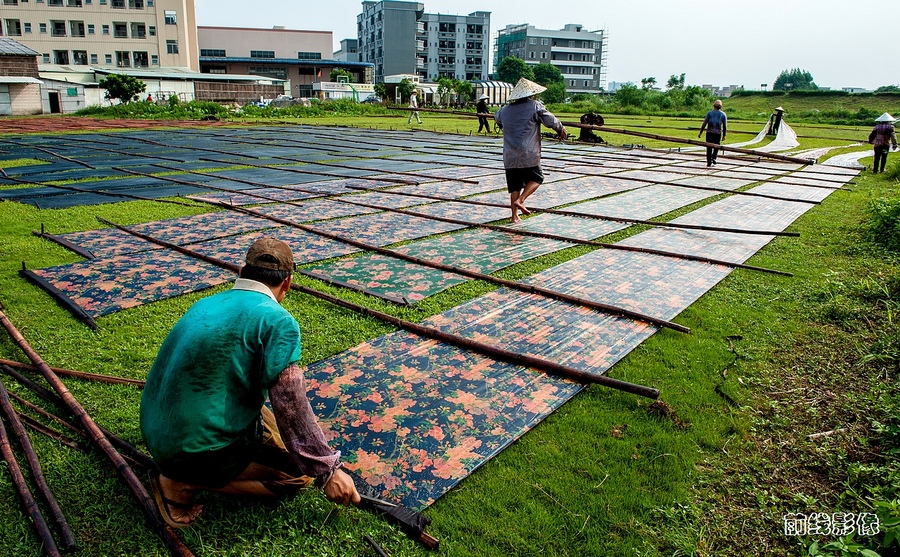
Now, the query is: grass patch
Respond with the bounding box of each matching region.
[0,118,897,556]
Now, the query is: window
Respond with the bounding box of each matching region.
[128,0,143,7]
[53,50,69,64]
[105,54,112,63]
[102,24,109,34]
[166,39,178,54]
[541,38,549,46]
[90,53,97,64]
[39,23,46,33]
[466,24,482,34]
[529,51,534,59]
[249,50,274,58]
[111,0,124,7]
[87,24,94,34]
[2,0,18,5]
[51,20,66,36]
[248,66,286,80]
[438,22,455,33]
[47,0,63,5]
[147,0,152,5]
[150,54,158,65]
[540,52,546,59]
[528,38,536,45]
[131,22,145,38]
[115,51,129,66]
[133,51,147,67]
[5,19,22,36]
[43,53,51,63]
[23,22,31,33]
[148,25,155,36]
[67,0,82,5]
[163,10,176,24]
[72,50,87,64]
[200,49,225,57]
[113,22,127,38]
[70,20,85,37]
[99,0,106,3]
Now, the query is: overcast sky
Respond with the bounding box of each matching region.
[194,0,895,91]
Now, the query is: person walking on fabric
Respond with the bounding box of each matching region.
[476,94,491,133]
[494,78,567,223]
[140,238,360,529]
[407,89,423,125]
[868,112,898,174]
[698,99,728,167]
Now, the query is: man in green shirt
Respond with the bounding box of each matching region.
[140,238,359,528]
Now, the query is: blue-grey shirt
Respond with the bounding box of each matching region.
[700,109,727,136]
[494,98,564,168]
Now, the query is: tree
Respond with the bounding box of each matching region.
[496,56,534,85]
[397,78,415,103]
[99,73,146,104]
[453,79,473,104]
[373,82,388,100]
[614,83,646,107]
[641,77,657,90]
[773,68,817,91]
[666,73,686,90]
[436,77,454,106]
[875,85,900,94]
[541,82,567,104]
[532,63,564,86]
[329,68,352,83]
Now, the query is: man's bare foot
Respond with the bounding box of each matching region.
[511,215,521,223]
[514,201,530,215]
[152,473,203,527]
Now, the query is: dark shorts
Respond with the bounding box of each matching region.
[505,166,544,193]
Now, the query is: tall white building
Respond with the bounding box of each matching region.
[494,23,607,93]
[0,0,198,70]
[357,1,489,83]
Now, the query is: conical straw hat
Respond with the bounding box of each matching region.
[875,112,896,123]
[508,78,546,102]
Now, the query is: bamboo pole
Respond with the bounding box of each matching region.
[0,358,145,388]
[0,364,155,471]
[0,377,77,551]
[0,413,61,557]
[93,221,661,400]
[0,309,194,557]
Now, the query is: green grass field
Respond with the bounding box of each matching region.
[0,113,897,556]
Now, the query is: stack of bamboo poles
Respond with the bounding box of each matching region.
[0,304,192,557]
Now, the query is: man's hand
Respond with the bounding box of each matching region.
[558,127,568,141]
[323,469,361,506]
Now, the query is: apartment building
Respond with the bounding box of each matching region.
[419,10,489,82]
[357,1,490,84]
[494,23,607,93]
[0,0,198,70]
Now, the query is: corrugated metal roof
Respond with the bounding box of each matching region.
[0,76,42,84]
[92,66,286,82]
[0,37,40,57]
[199,57,373,69]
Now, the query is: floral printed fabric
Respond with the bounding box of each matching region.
[28,251,231,316]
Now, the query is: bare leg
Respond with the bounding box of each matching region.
[509,191,521,223]
[516,180,540,214]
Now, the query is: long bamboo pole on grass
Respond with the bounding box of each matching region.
[0,358,145,388]
[0,412,61,557]
[93,220,661,399]
[0,377,77,551]
[0,364,155,471]
[0,308,194,557]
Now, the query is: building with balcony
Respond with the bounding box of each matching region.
[494,23,607,94]
[0,0,198,70]
[357,1,489,84]
[419,10,488,82]
[198,26,374,98]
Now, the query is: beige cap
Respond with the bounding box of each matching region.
[508,78,547,102]
[245,238,295,271]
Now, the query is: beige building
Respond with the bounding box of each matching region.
[198,26,374,98]
[0,0,198,71]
